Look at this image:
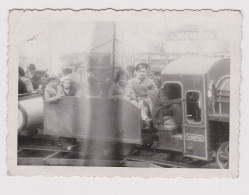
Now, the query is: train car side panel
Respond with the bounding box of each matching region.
[43,97,143,144]
[75,98,117,139]
[44,97,76,136]
[116,99,142,143]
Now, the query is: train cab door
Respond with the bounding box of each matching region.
[183,76,210,161]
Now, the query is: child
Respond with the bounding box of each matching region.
[108,70,135,100]
[58,78,77,96]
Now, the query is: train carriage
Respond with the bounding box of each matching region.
[43,97,144,145]
[18,57,230,169]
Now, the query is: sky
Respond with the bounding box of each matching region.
[9,10,232,74]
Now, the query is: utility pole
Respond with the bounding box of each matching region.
[112,22,116,80]
[48,20,52,74]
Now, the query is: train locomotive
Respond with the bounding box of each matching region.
[18,57,230,169]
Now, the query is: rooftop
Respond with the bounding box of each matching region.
[161,57,228,75]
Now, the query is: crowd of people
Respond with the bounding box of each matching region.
[19,64,49,95]
[18,64,89,100]
[108,62,182,130]
[18,62,185,149]
[19,62,183,131]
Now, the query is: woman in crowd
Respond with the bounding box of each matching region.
[108,70,135,100]
[37,74,48,95]
[19,67,34,94]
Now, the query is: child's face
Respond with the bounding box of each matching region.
[63,80,71,89]
[118,75,127,86]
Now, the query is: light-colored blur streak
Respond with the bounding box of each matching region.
[79,98,117,166]
[77,22,116,165]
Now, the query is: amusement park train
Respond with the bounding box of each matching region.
[18,57,230,169]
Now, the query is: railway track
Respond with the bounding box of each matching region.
[18,135,217,168]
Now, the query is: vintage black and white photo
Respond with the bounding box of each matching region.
[7,10,241,177]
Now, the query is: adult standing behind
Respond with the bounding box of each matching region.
[149,68,162,89]
[60,68,73,82]
[44,76,63,103]
[37,74,48,95]
[126,65,135,80]
[26,64,36,79]
[19,67,34,94]
[26,64,41,89]
[62,64,89,97]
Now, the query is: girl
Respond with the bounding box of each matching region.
[108,70,150,129]
[108,70,135,99]
[58,78,77,96]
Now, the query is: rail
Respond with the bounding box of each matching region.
[18,135,217,168]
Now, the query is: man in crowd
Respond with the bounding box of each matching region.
[60,67,73,82]
[129,63,157,128]
[126,65,135,80]
[38,73,49,95]
[26,64,41,89]
[149,68,162,89]
[130,63,157,100]
[18,67,34,94]
[152,84,182,129]
[62,64,90,96]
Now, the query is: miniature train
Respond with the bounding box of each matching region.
[18,57,230,169]
[18,93,44,137]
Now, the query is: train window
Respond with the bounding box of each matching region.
[186,91,202,123]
